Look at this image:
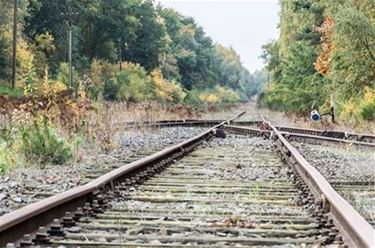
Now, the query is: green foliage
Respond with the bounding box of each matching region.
[86,59,118,100]
[0,84,24,97]
[104,62,154,102]
[19,118,73,165]
[184,89,202,106]
[33,32,56,77]
[0,113,81,173]
[0,35,10,80]
[56,62,80,87]
[2,0,250,108]
[330,6,375,99]
[151,69,186,103]
[184,86,241,109]
[262,0,375,122]
[0,0,12,81]
[213,86,241,103]
[0,140,15,173]
[244,68,268,99]
[360,102,375,121]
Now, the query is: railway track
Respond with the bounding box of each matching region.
[0,112,373,247]
[45,136,322,247]
[118,119,375,144]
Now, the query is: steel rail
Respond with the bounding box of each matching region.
[0,112,245,246]
[282,131,375,148]
[118,119,375,143]
[277,126,375,143]
[223,125,375,148]
[118,119,261,128]
[222,124,271,138]
[259,115,375,248]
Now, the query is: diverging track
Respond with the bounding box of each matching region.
[0,112,374,247]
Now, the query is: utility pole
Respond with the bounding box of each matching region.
[118,38,122,71]
[68,26,72,89]
[63,0,78,97]
[11,0,17,89]
[67,0,73,91]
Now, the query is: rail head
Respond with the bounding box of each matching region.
[261,117,375,248]
[282,131,375,148]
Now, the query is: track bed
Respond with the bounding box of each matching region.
[292,141,375,227]
[48,135,323,247]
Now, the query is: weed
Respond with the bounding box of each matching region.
[0,140,15,173]
[19,117,73,165]
[247,182,261,200]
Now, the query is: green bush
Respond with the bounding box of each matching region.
[56,62,80,88]
[87,59,118,100]
[104,62,154,102]
[0,84,24,97]
[20,118,73,164]
[213,86,241,103]
[184,89,206,108]
[360,102,375,121]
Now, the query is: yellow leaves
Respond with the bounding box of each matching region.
[89,59,104,87]
[180,24,196,39]
[340,87,375,122]
[35,32,55,54]
[314,16,335,75]
[66,99,80,117]
[199,93,220,104]
[151,69,186,103]
[340,99,359,120]
[363,86,375,103]
[0,140,16,171]
[215,44,241,63]
[196,86,240,105]
[54,81,68,93]
[17,38,35,87]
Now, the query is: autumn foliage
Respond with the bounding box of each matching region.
[315,16,335,75]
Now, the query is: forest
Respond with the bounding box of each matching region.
[0,0,266,106]
[0,0,268,172]
[261,0,375,123]
[0,0,374,172]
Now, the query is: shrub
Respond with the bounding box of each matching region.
[151,69,186,103]
[56,62,80,88]
[340,87,375,122]
[360,102,375,121]
[213,86,241,103]
[184,89,206,108]
[19,117,73,165]
[87,59,118,100]
[0,84,24,97]
[359,87,375,121]
[104,62,154,102]
[0,140,15,173]
[199,92,220,104]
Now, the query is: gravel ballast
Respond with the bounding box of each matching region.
[291,141,375,225]
[0,127,206,216]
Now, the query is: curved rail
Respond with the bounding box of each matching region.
[223,124,375,148]
[277,126,375,143]
[118,119,375,144]
[0,112,245,246]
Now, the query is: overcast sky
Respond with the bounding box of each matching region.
[156,0,280,73]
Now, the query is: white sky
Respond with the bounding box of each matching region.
[156,0,280,73]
